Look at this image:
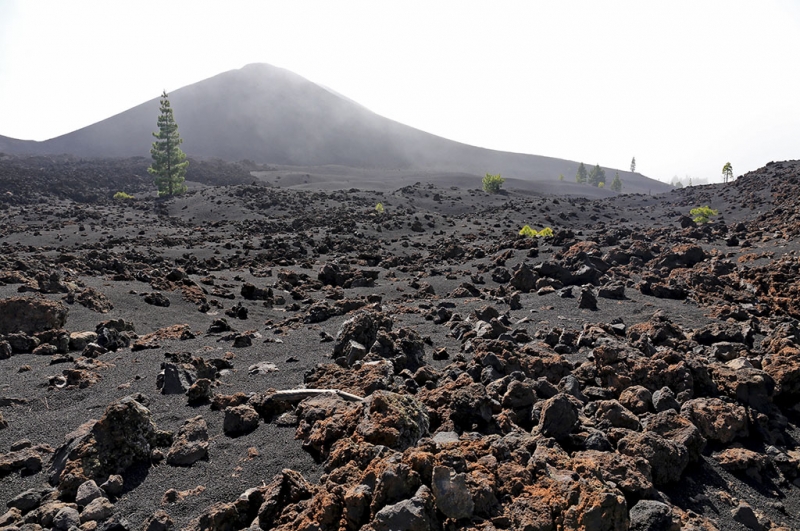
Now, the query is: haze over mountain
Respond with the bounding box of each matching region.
[1,63,670,194]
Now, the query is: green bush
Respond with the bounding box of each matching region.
[375,202,385,214]
[482,173,505,194]
[113,191,134,200]
[690,206,719,224]
[519,225,554,238]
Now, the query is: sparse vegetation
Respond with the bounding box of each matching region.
[482,173,505,194]
[610,172,623,192]
[148,91,188,197]
[113,191,134,200]
[375,202,385,214]
[598,182,605,188]
[588,164,606,187]
[722,162,734,184]
[520,225,553,238]
[690,205,719,224]
[630,157,636,173]
[558,174,564,181]
[576,163,587,184]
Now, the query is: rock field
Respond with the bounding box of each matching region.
[0,154,799,530]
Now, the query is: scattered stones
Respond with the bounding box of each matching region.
[144,291,170,307]
[75,479,103,506]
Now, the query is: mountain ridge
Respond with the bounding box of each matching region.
[0,63,671,194]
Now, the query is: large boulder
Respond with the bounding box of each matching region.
[369,485,437,531]
[431,465,474,520]
[356,391,429,451]
[762,346,800,399]
[680,398,748,444]
[645,410,706,463]
[617,431,689,485]
[49,396,170,497]
[167,416,209,466]
[333,310,393,359]
[710,365,774,411]
[629,500,679,531]
[539,394,579,440]
[0,297,68,334]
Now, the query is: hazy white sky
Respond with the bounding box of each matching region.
[1,1,798,183]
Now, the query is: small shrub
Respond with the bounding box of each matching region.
[598,182,605,188]
[519,226,554,238]
[690,206,719,224]
[113,191,134,200]
[375,202,385,214]
[482,173,505,194]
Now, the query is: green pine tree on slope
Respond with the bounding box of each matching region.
[148,91,188,197]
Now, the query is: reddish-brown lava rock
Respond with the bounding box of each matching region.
[0,297,68,335]
[356,391,430,451]
[49,396,170,497]
[617,431,689,485]
[295,395,364,462]
[762,346,800,399]
[303,360,395,397]
[680,397,749,444]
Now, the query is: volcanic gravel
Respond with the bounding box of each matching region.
[0,155,799,530]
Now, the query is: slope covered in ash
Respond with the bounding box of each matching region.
[0,158,798,530]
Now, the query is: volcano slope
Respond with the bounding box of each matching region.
[0,157,799,530]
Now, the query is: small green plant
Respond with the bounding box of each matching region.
[375,202,385,214]
[482,173,505,194]
[519,225,554,238]
[558,174,564,181]
[598,182,605,188]
[690,206,719,224]
[113,191,134,200]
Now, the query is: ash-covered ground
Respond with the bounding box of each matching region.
[0,155,799,531]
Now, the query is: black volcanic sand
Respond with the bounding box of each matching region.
[0,155,799,530]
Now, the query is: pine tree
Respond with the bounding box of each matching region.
[588,164,606,187]
[610,172,622,192]
[630,157,636,173]
[148,91,188,197]
[722,162,733,184]
[576,163,587,184]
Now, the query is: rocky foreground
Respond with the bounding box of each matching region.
[0,156,799,530]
